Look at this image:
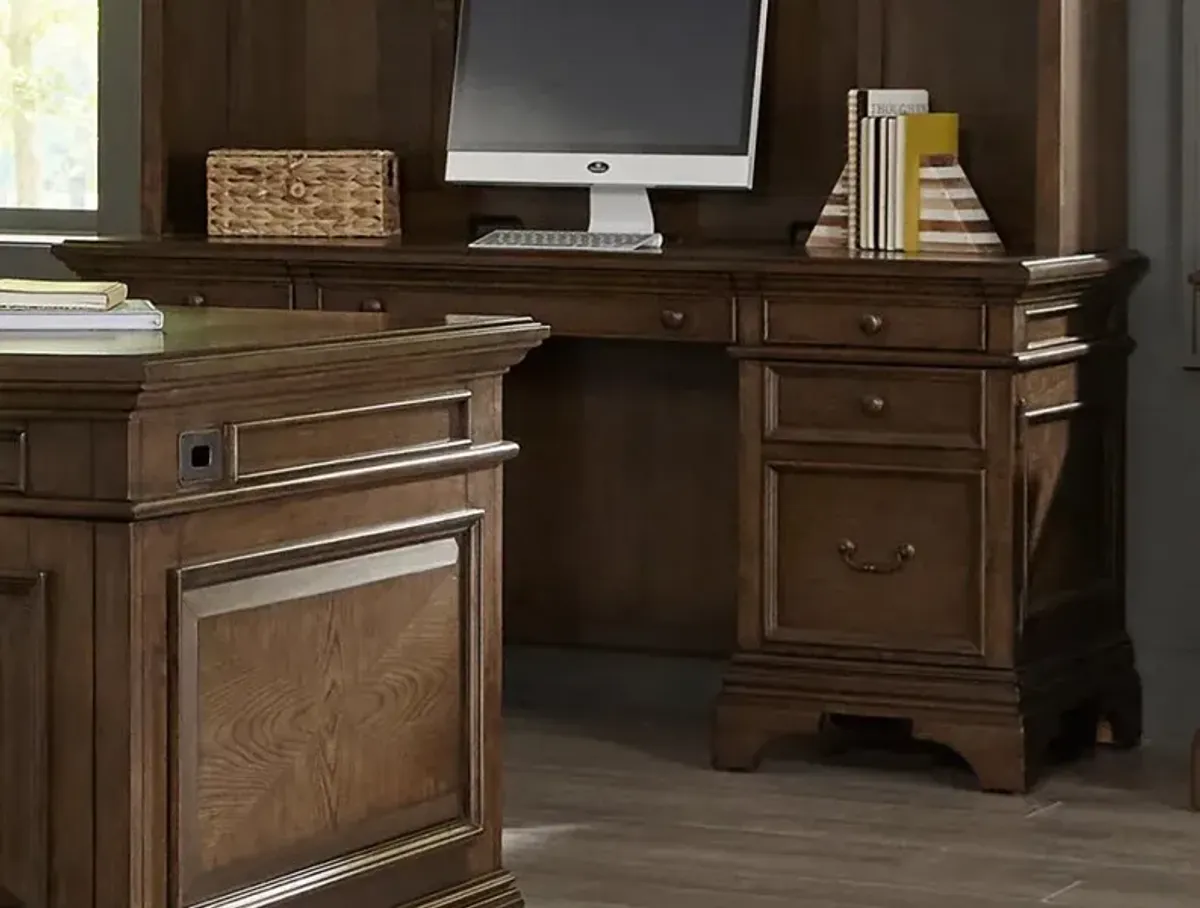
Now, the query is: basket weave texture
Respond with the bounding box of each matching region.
[206,149,401,238]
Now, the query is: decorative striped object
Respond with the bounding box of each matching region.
[805,164,850,250]
[916,154,1003,253]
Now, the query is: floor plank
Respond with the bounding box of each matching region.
[502,713,1200,907]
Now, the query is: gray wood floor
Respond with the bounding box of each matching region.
[501,712,1200,907]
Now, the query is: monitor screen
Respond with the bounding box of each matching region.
[447,0,765,158]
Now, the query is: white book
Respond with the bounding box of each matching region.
[0,278,127,311]
[0,298,163,331]
[860,117,875,250]
[884,117,897,250]
[895,116,909,250]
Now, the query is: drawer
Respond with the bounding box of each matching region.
[125,278,293,310]
[766,364,984,449]
[762,295,985,351]
[764,460,985,657]
[316,283,734,343]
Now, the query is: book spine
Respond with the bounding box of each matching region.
[846,90,861,250]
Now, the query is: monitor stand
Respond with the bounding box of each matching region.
[588,186,664,249]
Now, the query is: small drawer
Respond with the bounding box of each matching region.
[762,296,985,351]
[766,364,984,449]
[765,459,985,657]
[316,283,734,343]
[125,278,293,310]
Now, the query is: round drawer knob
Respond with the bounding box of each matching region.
[660,309,686,330]
[185,292,206,307]
[361,298,384,313]
[861,395,886,416]
[859,313,885,335]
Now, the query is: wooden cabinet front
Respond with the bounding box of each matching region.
[152,481,491,908]
[764,458,986,659]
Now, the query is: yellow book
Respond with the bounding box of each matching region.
[0,279,128,311]
[897,113,959,251]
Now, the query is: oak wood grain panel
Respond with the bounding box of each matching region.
[0,572,48,908]
[171,511,484,906]
[229,390,472,482]
[0,428,26,493]
[761,297,986,352]
[766,365,985,449]
[764,460,986,658]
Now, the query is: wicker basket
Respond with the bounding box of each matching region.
[205,149,401,238]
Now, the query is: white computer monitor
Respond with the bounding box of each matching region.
[444,0,770,239]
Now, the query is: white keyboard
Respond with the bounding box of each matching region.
[469,229,663,253]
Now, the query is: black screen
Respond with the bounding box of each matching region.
[447,0,764,156]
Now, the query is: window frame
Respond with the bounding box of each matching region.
[0,0,141,237]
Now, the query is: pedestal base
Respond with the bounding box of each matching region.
[711,640,1141,794]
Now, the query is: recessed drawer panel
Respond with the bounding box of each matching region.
[125,278,293,310]
[316,284,734,343]
[763,296,985,351]
[227,390,471,483]
[766,364,985,449]
[765,460,985,657]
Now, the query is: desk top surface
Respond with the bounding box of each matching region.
[0,307,548,392]
[55,236,1144,287]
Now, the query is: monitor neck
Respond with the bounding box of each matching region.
[588,185,656,236]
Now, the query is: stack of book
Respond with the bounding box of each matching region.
[807,88,1003,255]
[0,280,163,331]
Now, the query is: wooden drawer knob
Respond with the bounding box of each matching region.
[860,395,886,416]
[361,298,384,313]
[660,308,686,330]
[185,292,206,307]
[859,313,885,335]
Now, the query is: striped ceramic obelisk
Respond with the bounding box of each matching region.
[805,164,850,250]
[917,154,1004,253]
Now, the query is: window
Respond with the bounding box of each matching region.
[0,0,98,232]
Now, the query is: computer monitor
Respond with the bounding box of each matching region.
[445,0,769,245]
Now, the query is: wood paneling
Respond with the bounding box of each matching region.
[142,0,1128,253]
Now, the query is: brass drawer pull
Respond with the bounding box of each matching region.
[361,298,384,313]
[837,539,915,575]
[859,313,885,335]
[185,292,206,307]
[660,308,686,330]
[860,394,886,416]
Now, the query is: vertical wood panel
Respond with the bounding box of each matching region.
[227,0,307,147]
[303,0,380,146]
[0,572,48,908]
[162,0,230,231]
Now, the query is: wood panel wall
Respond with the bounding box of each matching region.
[143,0,1128,255]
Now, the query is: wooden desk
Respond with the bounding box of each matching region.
[57,238,1146,794]
[0,307,547,908]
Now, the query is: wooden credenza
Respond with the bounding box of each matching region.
[0,306,547,908]
[56,238,1146,794]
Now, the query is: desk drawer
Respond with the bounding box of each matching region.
[766,364,984,449]
[765,459,985,657]
[316,284,734,343]
[762,296,985,351]
[126,278,293,310]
